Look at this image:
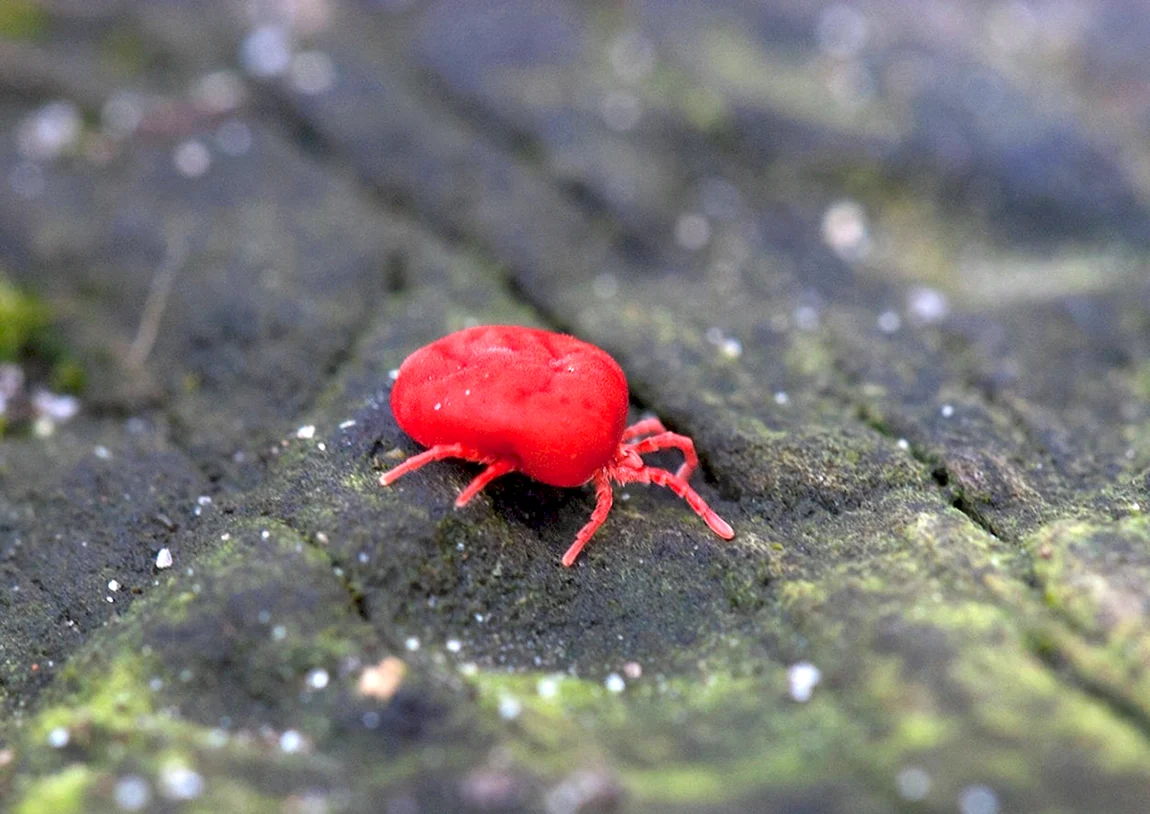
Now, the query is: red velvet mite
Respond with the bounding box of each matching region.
[379,325,734,566]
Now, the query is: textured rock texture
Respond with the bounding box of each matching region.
[2,1,1150,812]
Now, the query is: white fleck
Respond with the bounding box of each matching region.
[720,337,742,359]
[675,213,711,251]
[214,119,253,156]
[155,548,174,569]
[498,695,522,720]
[191,70,246,115]
[357,551,369,564]
[173,140,211,178]
[602,90,642,131]
[405,636,421,651]
[537,677,560,699]
[106,595,115,603]
[339,419,357,429]
[895,766,932,801]
[897,438,910,450]
[271,625,287,641]
[305,668,330,690]
[958,784,999,814]
[296,424,316,439]
[32,390,79,421]
[877,311,901,334]
[941,404,955,418]
[592,273,619,300]
[102,92,144,139]
[445,639,462,653]
[221,532,231,541]
[261,529,271,539]
[317,442,326,452]
[604,673,625,693]
[94,445,113,460]
[159,765,204,800]
[821,199,871,261]
[474,613,485,623]
[816,4,869,59]
[794,305,820,331]
[907,287,948,324]
[240,24,292,78]
[787,661,822,702]
[108,580,121,592]
[388,368,400,381]
[114,774,152,810]
[433,402,442,411]
[464,389,471,396]
[279,729,304,753]
[47,727,70,748]
[289,50,336,95]
[774,391,790,405]
[17,101,82,161]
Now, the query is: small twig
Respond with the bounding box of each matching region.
[125,221,191,371]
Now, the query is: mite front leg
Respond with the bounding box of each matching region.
[378,443,495,487]
[455,459,517,507]
[562,470,615,566]
[621,417,667,442]
[624,432,700,480]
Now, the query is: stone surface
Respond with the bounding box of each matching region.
[2,1,1150,812]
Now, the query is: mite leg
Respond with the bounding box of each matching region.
[378,443,494,487]
[455,459,517,507]
[621,417,667,441]
[562,470,615,567]
[624,432,699,480]
[641,467,734,540]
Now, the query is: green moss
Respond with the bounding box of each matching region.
[15,765,94,814]
[0,276,48,362]
[0,0,46,40]
[465,667,874,805]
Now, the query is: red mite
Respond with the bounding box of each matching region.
[379,325,735,566]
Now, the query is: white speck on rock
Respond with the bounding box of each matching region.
[47,727,69,748]
[895,766,932,801]
[159,765,204,801]
[787,661,822,702]
[604,673,625,693]
[405,637,421,651]
[941,404,955,418]
[296,424,316,439]
[279,729,304,753]
[173,140,211,178]
[94,445,112,460]
[113,774,152,810]
[445,639,462,653]
[498,695,522,720]
[155,548,174,569]
[958,784,1000,814]
[305,668,329,690]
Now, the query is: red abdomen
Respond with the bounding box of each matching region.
[390,326,629,487]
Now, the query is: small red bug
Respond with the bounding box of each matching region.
[379,325,734,565]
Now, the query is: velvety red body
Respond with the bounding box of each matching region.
[390,326,630,487]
